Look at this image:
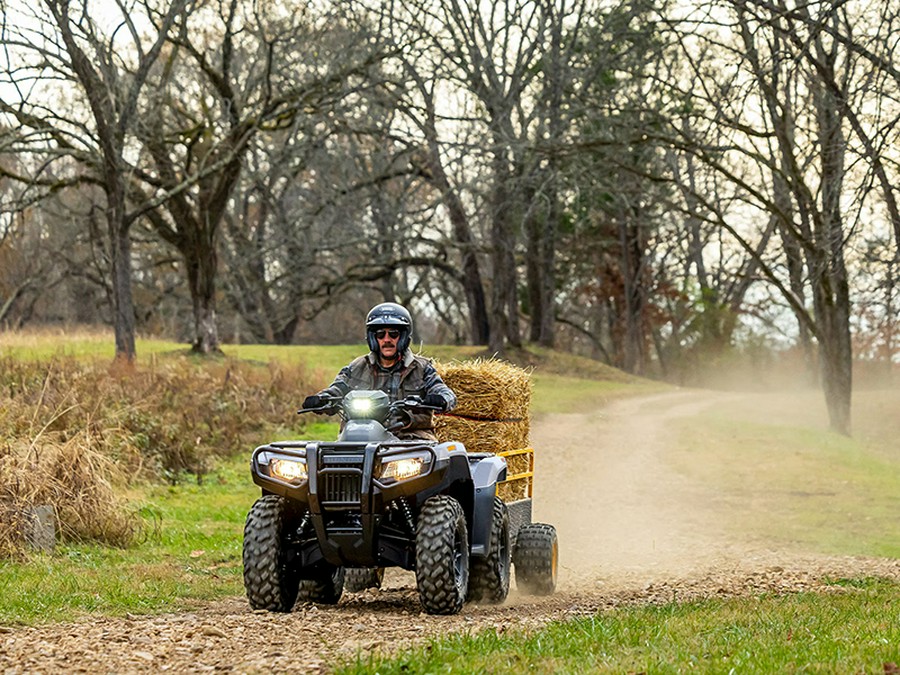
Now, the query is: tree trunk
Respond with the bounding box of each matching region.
[619,217,646,375]
[811,31,852,435]
[418,135,490,345]
[108,178,136,363]
[814,278,852,435]
[187,230,220,354]
[524,176,558,347]
[526,12,563,349]
[488,151,521,353]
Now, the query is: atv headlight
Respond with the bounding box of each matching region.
[348,397,373,415]
[379,452,431,482]
[270,457,308,484]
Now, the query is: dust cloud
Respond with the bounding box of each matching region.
[529,385,899,594]
[531,390,743,592]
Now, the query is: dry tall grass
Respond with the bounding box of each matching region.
[0,354,313,556]
[0,438,136,556]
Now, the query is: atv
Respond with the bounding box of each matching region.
[242,389,558,615]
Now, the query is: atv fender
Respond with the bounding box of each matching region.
[469,455,507,556]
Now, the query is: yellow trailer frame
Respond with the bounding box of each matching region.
[496,446,533,500]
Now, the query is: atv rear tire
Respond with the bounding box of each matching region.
[415,495,469,615]
[242,495,299,612]
[344,567,385,593]
[467,497,510,604]
[297,565,345,604]
[513,523,558,595]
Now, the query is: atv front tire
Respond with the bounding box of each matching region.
[415,495,469,615]
[467,497,510,604]
[242,495,299,612]
[344,567,385,593]
[297,565,345,604]
[513,523,558,595]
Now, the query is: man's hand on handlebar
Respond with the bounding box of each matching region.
[421,394,446,411]
[298,394,338,415]
[302,394,323,409]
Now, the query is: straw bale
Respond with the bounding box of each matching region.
[434,358,535,502]
[496,451,532,502]
[434,416,529,454]
[503,452,531,477]
[497,480,528,501]
[435,358,531,422]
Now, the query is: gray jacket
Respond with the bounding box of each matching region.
[319,350,456,440]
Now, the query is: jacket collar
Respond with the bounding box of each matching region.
[366,350,414,369]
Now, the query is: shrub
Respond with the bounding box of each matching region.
[0,437,137,556]
[0,354,312,556]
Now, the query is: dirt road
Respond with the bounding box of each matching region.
[2,390,898,673]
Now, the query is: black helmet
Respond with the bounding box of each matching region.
[366,302,412,353]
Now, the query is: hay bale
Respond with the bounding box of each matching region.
[435,358,531,424]
[434,358,532,450]
[497,449,533,501]
[503,452,532,476]
[497,480,528,501]
[435,359,534,502]
[434,416,529,454]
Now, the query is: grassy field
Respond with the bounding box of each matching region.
[670,389,900,558]
[1,332,899,673]
[339,578,900,674]
[0,453,253,623]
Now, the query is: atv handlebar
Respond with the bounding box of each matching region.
[297,394,340,416]
[296,393,442,418]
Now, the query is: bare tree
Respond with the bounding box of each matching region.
[125,3,385,353]
[661,0,900,433]
[0,0,188,361]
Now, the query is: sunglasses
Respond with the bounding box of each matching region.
[375,329,401,340]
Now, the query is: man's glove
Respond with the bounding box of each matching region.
[422,393,446,411]
[303,394,323,409]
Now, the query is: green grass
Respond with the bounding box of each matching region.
[531,373,665,414]
[0,414,345,626]
[0,454,258,624]
[339,580,900,674]
[670,390,900,558]
[3,331,898,675]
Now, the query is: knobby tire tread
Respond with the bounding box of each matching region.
[415,495,469,615]
[242,495,299,612]
[513,523,558,595]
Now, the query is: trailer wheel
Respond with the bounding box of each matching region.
[242,495,299,612]
[344,567,385,592]
[415,495,469,615]
[468,497,510,604]
[513,523,558,595]
[296,565,345,604]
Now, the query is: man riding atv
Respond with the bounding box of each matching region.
[301,302,457,441]
[242,301,557,615]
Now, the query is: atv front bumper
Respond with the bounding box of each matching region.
[250,440,472,568]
